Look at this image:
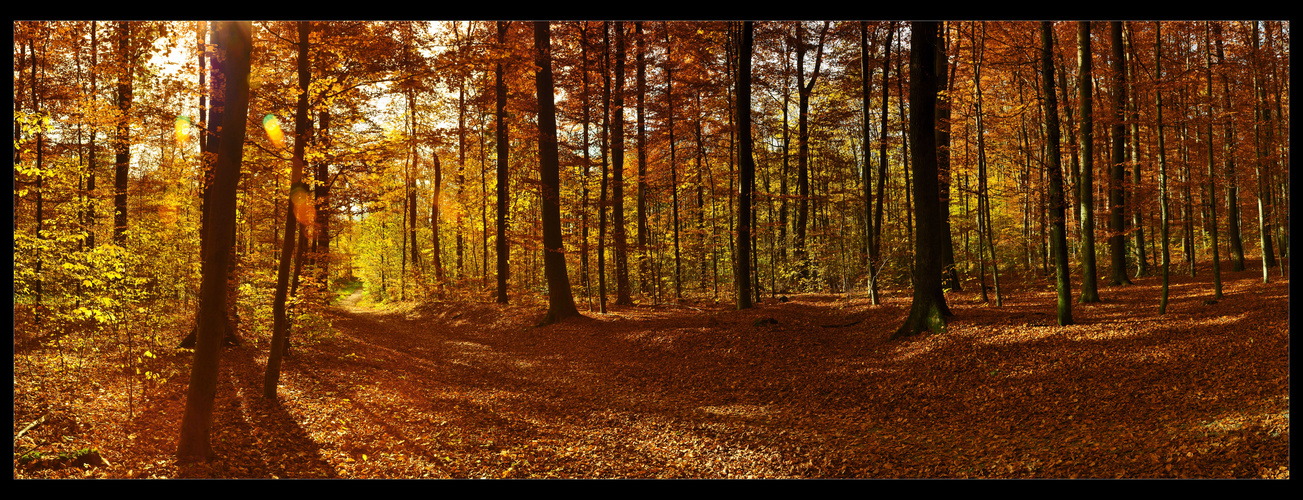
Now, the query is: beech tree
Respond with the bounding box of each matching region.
[1042,22,1073,326]
[894,21,950,339]
[534,21,581,325]
[177,20,252,462]
[1077,21,1101,303]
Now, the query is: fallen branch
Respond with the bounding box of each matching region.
[14,413,47,443]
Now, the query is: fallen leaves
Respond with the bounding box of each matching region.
[12,270,1289,478]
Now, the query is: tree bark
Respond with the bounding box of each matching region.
[534,21,581,325]
[113,21,132,244]
[1154,23,1172,314]
[894,21,950,339]
[1203,23,1223,298]
[1108,21,1132,286]
[1042,22,1073,325]
[264,21,311,400]
[177,21,251,462]
[1077,22,1101,303]
[735,21,754,310]
[495,21,510,304]
[612,22,632,306]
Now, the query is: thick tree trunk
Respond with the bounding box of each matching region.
[534,21,581,325]
[735,21,754,310]
[1108,22,1132,286]
[894,21,950,339]
[177,21,251,462]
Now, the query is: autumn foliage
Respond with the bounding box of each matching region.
[13,20,1289,478]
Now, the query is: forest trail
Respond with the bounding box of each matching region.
[15,271,1290,478]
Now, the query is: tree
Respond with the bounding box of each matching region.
[1042,22,1073,326]
[177,20,252,462]
[1203,23,1223,299]
[1154,22,1172,314]
[264,21,312,400]
[113,21,133,244]
[612,22,632,306]
[534,21,581,325]
[937,22,961,293]
[893,21,950,340]
[495,21,510,304]
[1108,22,1133,286]
[1212,23,1246,272]
[869,22,895,305]
[735,21,755,310]
[792,21,830,285]
[1077,22,1101,303]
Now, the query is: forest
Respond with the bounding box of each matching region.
[12,20,1289,478]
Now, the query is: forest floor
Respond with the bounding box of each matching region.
[13,263,1290,479]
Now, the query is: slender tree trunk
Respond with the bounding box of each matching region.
[635,22,650,297]
[974,22,1001,306]
[597,22,611,313]
[870,22,894,305]
[1077,22,1101,302]
[1155,23,1172,314]
[113,21,132,244]
[496,21,510,304]
[1204,23,1223,298]
[664,23,682,300]
[534,21,581,324]
[1043,22,1073,325]
[612,22,632,306]
[1250,21,1274,281]
[265,21,311,400]
[178,21,251,462]
[1212,24,1245,272]
[860,22,875,293]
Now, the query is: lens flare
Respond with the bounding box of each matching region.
[175,115,191,145]
[290,183,316,227]
[263,114,285,148]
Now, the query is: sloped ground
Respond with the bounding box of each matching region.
[14,267,1289,478]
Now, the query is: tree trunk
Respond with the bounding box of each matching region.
[664,23,682,301]
[870,22,894,305]
[113,21,132,244]
[735,21,755,310]
[937,22,960,292]
[1203,23,1223,298]
[635,22,650,297]
[495,21,510,304]
[1155,23,1172,314]
[534,21,581,325]
[1108,22,1132,286]
[1077,22,1101,303]
[894,21,950,339]
[1212,24,1245,272]
[264,21,311,400]
[177,21,251,462]
[1042,22,1073,326]
[612,22,632,306]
